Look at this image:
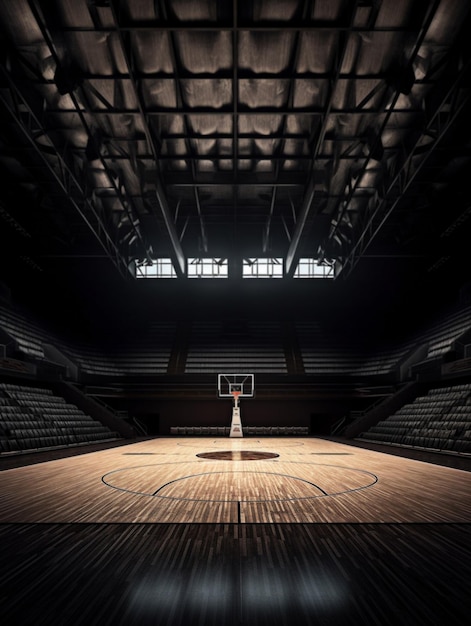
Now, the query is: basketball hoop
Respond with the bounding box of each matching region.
[231,390,241,407]
[217,375,254,438]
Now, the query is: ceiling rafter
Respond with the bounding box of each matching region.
[0,65,132,278]
[0,0,469,295]
[25,0,150,265]
[104,0,187,275]
[32,69,441,81]
[52,21,429,34]
[263,0,311,254]
[154,0,208,255]
[323,0,445,272]
[230,0,240,274]
[285,0,363,276]
[37,104,427,115]
[340,56,471,279]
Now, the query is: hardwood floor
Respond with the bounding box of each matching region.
[1,522,470,625]
[0,437,470,625]
[1,437,470,523]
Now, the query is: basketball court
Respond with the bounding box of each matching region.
[1,436,470,524]
[1,373,470,626]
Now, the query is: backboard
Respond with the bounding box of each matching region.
[217,373,254,398]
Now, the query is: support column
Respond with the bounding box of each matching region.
[229,392,243,437]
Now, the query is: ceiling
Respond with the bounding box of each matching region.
[0,0,470,321]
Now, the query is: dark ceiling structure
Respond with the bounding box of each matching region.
[0,0,470,321]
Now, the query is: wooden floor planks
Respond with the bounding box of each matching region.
[1,437,470,523]
[1,437,470,625]
[0,521,470,626]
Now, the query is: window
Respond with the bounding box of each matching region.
[188,258,228,278]
[243,258,283,278]
[293,258,335,279]
[135,258,177,278]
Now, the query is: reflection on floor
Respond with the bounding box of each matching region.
[0,437,470,625]
[1,522,470,626]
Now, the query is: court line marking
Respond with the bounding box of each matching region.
[101,464,378,503]
[176,440,306,448]
[195,451,280,460]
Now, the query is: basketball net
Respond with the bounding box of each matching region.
[231,390,241,408]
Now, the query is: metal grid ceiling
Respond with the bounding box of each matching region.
[0,0,470,286]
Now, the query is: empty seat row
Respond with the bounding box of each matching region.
[0,432,120,453]
[0,383,121,455]
[358,382,471,454]
[169,425,309,436]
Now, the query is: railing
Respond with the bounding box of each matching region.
[330,416,346,435]
[132,416,148,436]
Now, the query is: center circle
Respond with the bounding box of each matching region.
[102,463,378,502]
[196,450,279,461]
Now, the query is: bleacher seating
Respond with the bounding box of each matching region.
[60,343,126,377]
[0,382,120,454]
[356,347,412,376]
[185,320,288,373]
[110,321,176,375]
[424,306,471,358]
[356,383,471,454]
[2,297,471,386]
[0,304,175,379]
[407,305,471,376]
[169,425,309,436]
[295,320,409,376]
[0,304,49,360]
[62,322,176,378]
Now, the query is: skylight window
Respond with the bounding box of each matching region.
[188,258,228,278]
[243,258,283,278]
[293,258,335,279]
[135,258,177,278]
